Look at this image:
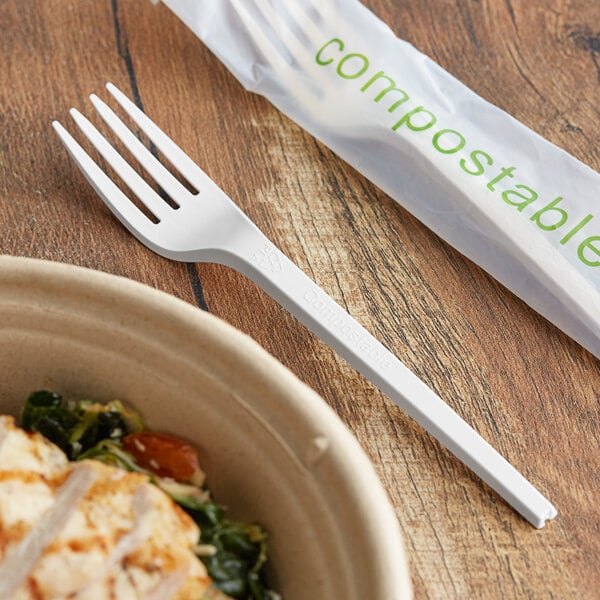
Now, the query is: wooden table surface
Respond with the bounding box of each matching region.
[1,1,599,598]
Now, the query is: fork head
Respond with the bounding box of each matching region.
[228,0,385,130]
[52,83,250,262]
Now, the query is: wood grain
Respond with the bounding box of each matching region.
[1,1,599,598]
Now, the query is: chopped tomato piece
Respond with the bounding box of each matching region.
[123,431,202,483]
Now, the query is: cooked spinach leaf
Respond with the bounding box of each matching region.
[182,500,271,600]
[202,529,269,599]
[19,390,139,459]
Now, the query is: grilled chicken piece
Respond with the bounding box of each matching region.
[0,415,211,599]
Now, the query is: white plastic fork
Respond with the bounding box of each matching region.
[52,82,556,528]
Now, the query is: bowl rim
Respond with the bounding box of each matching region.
[0,254,412,599]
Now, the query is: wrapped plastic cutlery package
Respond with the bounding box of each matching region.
[151,0,600,358]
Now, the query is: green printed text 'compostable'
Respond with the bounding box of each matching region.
[315,38,599,269]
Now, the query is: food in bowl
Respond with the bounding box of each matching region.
[0,390,279,600]
[0,255,412,600]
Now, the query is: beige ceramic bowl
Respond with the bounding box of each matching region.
[0,255,411,599]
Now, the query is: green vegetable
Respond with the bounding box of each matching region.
[156,478,211,506]
[19,390,139,459]
[171,495,272,600]
[77,439,152,474]
[20,390,78,454]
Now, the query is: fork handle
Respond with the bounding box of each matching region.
[221,231,556,528]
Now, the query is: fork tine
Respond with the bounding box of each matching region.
[69,108,171,222]
[283,0,338,55]
[89,94,192,206]
[231,0,329,83]
[105,83,214,193]
[233,0,318,73]
[229,0,291,73]
[299,0,337,30]
[52,120,155,234]
[257,0,327,54]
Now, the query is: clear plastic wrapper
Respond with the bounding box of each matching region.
[154,0,600,358]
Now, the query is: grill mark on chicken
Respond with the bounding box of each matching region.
[0,469,65,487]
[0,520,30,553]
[27,577,44,600]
